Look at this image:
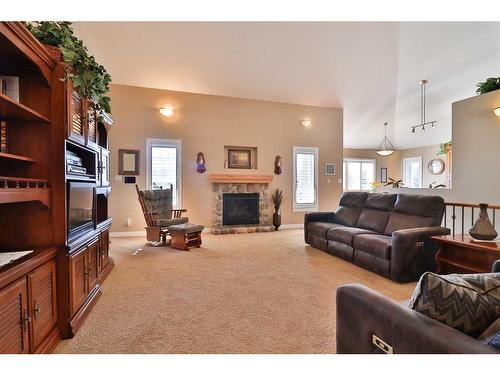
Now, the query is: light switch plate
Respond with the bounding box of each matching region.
[115,175,122,181]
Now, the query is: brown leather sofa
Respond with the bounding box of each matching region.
[304,192,450,282]
[335,261,500,354]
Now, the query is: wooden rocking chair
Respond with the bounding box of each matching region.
[135,184,188,244]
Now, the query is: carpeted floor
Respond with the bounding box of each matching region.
[54,229,416,354]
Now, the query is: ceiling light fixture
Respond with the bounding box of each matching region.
[159,107,174,117]
[494,107,500,117]
[301,119,312,128]
[410,80,437,134]
[376,122,395,156]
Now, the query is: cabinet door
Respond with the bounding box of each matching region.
[0,278,30,354]
[87,239,100,292]
[68,89,85,145]
[69,247,88,316]
[86,102,98,150]
[99,228,110,274]
[27,260,57,352]
[100,148,110,187]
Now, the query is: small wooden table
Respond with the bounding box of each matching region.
[168,223,204,251]
[432,234,500,274]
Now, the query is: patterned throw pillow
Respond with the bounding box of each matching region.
[409,272,500,338]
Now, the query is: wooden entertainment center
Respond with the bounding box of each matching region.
[0,22,114,353]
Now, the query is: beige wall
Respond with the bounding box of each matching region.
[108,84,343,233]
[382,90,500,204]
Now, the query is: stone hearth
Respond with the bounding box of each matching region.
[210,174,274,235]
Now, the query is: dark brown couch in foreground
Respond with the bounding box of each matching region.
[304,192,450,282]
[336,261,500,354]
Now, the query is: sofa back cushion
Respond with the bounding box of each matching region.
[356,193,397,233]
[334,192,368,227]
[384,194,445,235]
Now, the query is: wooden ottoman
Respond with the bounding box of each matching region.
[169,223,205,250]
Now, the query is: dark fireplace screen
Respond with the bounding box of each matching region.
[222,193,260,225]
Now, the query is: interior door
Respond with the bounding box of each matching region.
[68,89,85,145]
[27,260,58,352]
[99,228,110,274]
[86,101,98,150]
[100,148,110,187]
[87,239,100,292]
[69,247,88,315]
[0,278,30,354]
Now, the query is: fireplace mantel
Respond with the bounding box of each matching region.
[209,174,273,184]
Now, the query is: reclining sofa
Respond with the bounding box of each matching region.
[304,192,450,282]
[335,260,500,354]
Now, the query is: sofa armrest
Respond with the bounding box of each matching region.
[336,284,498,354]
[390,226,450,282]
[304,212,336,243]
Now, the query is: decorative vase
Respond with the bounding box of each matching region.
[273,212,281,231]
[469,203,498,240]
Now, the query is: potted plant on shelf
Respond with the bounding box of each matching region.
[476,77,500,95]
[437,141,452,156]
[26,21,112,115]
[272,189,283,231]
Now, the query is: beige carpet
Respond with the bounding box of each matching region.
[54,229,416,354]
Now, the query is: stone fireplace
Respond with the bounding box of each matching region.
[210,174,274,234]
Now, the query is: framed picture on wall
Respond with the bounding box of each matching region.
[228,149,252,169]
[380,167,388,183]
[118,149,140,175]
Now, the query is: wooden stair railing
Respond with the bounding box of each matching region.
[443,202,500,236]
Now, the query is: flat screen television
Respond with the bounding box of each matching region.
[67,181,95,239]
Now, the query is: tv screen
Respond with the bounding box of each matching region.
[68,182,94,235]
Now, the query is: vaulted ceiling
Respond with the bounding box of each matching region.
[74,22,500,149]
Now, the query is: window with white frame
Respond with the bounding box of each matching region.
[293,146,319,212]
[403,156,423,188]
[342,158,376,191]
[146,138,182,207]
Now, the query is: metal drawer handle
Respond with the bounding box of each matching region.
[417,241,425,247]
[372,334,393,354]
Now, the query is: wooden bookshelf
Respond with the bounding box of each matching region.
[0,92,50,123]
[0,187,50,207]
[0,151,36,163]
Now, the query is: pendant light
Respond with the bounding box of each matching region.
[376,122,395,156]
[410,80,437,133]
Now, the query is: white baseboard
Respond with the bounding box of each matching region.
[110,224,303,237]
[110,230,146,238]
[280,223,304,229]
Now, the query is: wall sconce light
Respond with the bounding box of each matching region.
[159,107,174,117]
[301,119,312,128]
[494,107,500,117]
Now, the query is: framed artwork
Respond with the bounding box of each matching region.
[324,163,336,176]
[228,149,252,169]
[380,167,388,183]
[118,149,140,175]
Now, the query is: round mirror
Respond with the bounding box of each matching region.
[428,158,445,175]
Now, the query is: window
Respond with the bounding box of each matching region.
[342,158,376,191]
[403,156,422,188]
[146,138,182,207]
[293,146,319,212]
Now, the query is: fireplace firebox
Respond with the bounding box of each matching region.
[222,193,260,225]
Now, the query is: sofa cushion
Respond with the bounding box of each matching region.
[410,272,500,338]
[384,194,445,235]
[357,209,392,234]
[334,192,368,227]
[394,194,445,218]
[307,222,340,238]
[327,226,376,246]
[353,234,392,260]
[356,194,397,233]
